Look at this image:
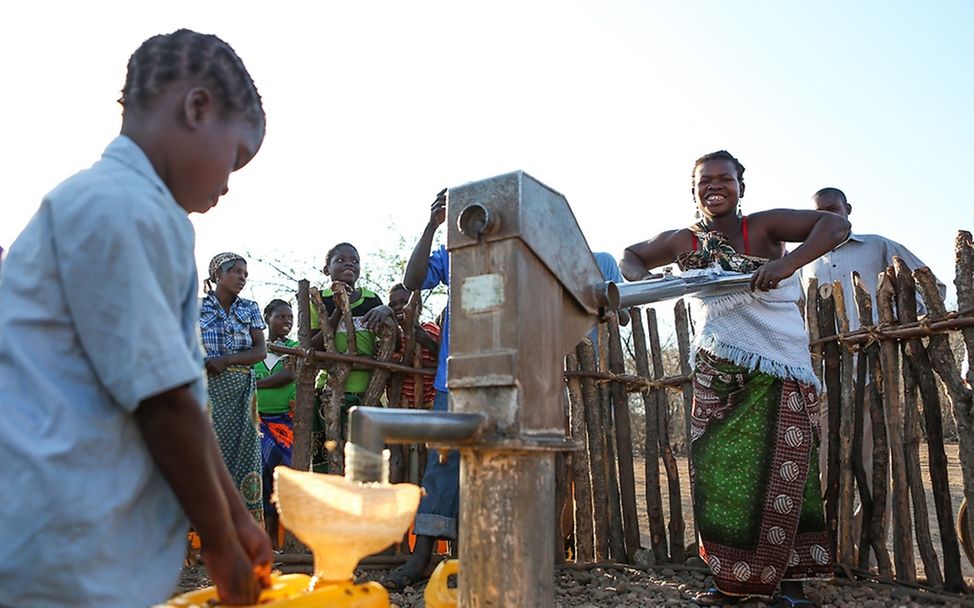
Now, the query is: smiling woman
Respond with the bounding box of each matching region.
[620,150,850,606]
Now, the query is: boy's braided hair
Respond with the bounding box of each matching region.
[119,29,264,126]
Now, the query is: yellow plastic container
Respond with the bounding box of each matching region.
[423,559,459,608]
[162,573,388,607]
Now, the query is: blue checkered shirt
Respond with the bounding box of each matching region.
[199,294,266,358]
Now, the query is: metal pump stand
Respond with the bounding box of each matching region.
[346,171,755,606]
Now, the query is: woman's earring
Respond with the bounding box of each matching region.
[695,208,701,220]
[736,202,742,218]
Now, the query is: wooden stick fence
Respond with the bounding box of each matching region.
[562,230,974,597]
[272,231,974,597]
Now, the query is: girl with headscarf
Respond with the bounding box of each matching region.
[200,252,267,523]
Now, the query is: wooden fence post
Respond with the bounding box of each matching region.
[832,282,857,566]
[917,265,974,593]
[674,299,698,549]
[386,291,423,409]
[877,269,917,583]
[361,317,399,406]
[630,309,668,564]
[895,258,960,589]
[818,283,842,554]
[283,280,316,554]
[901,353,944,588]
[315,285,350,474]
[291,279,315,473]
[565,351,595,563]
[806,279,824,388]
[952,232,974,573]
[607,315,641,562]
[852,272,893,577]
[576,339,611,561]
[648,307,685,564]
[597,324,627,561]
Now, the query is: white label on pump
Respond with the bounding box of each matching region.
[461,273,504,313]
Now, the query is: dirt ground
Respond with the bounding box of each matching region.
[636,443,971,581]
[174,443,971,606]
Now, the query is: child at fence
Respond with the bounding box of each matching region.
[0,29,271,606]
[309,242,393,472]
[200,252,268,524]
[620,150,849,607]
[387,282,440,408]
[254,298,298,547]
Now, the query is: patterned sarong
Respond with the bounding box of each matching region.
[691,350,831,597]
[208,366,263,524]
[259,412,293,513]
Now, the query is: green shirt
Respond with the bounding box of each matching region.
[254,338,299,414]
[308,288,382,395]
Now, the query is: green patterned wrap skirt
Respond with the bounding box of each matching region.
[207,366,264,524]
[691,350,832,597]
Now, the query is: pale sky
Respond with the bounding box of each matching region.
[2,1,972,312]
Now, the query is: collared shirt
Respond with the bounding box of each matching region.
[422,245,450,392]
[0,136,205,607]
[799,233,946,331]
[199,293,265,358]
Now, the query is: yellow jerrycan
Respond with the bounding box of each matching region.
[162,572,389,607]
[423,559,459,608]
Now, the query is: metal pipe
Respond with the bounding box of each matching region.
[346,406,489,482]
[604,272,755,308]
[592,280,620,310]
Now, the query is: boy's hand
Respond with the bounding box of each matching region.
[362,305,394,332]
[234,513,274,587]
[202,536,263,605]
[429,188,447,229]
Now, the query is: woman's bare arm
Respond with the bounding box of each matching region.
[748,209,850,291]
[620,229,693,281]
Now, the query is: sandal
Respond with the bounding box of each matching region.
[774,595,818,608]
[382,565,430,591]
[693,587,740,606]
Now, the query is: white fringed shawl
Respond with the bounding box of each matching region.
[685,265,820,390]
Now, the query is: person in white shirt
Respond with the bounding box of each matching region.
[800,187,945,330]
[799,186,946,550]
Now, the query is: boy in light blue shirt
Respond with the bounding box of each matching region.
[0,30,271,607]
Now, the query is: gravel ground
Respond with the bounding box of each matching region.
[375,565,969,608]
[176,561,972,607]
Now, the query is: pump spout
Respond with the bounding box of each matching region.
[346,406,489,482]
[604,271,755,308]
